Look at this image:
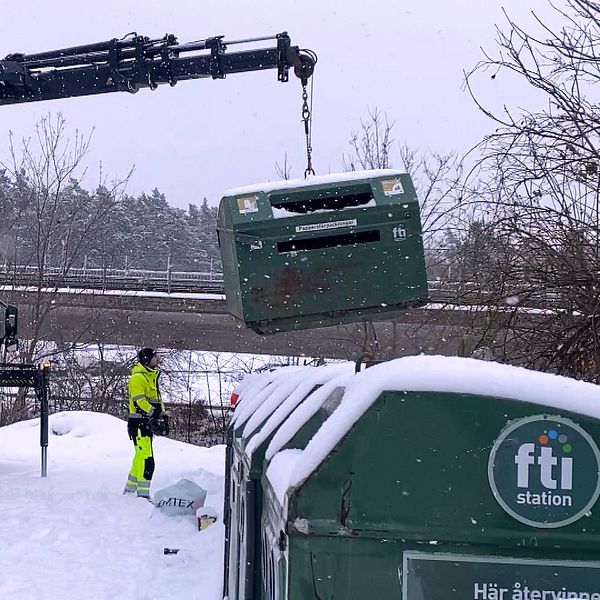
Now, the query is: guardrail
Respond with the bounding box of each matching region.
[0,265,225,294]
[1,266,446,298]
[0,266,572,309]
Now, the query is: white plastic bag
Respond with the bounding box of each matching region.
[153,478,207,516]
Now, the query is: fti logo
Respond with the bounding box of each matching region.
[488,415,600,528]
[514,428,573,506]
[392,224,407,242]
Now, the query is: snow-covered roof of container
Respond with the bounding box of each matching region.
[242,367,316,440]
[264,371,352,462]
[231,366,305,428]
[223,169,407,197]
[244,363,354,459]
[266,355,600,503]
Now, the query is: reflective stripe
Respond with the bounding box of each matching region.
[137,481,150,498]
[128,413,146,419]
[131,395,159,403]
[124,474,138,493]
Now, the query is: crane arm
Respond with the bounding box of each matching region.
[0,32,316,105]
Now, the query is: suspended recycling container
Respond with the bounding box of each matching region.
[217,170,428,334]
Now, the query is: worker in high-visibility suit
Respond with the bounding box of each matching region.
[124,347,168,499]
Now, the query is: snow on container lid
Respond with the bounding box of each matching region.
[231,366,305,428]
[269,355,600,500]
[242,367,317,440]
[244,362,354,459]
[223,169,407,197]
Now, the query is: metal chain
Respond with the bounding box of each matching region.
[301,82,315,177]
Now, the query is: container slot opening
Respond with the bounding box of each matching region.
[270,190,374,214]
[277,230,380,253]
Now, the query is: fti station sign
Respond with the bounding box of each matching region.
[488,415,600,528]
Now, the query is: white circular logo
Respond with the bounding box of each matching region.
[488,415,600,528]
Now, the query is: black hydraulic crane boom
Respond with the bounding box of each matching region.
[0,32,317,105]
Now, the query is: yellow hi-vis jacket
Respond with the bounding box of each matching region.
[128,362,164,417]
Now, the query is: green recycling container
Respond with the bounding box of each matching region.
[222,363,352,600]
[224,356,600,599]
[217,170,428,333]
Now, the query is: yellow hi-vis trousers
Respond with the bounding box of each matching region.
[124,427,155,498]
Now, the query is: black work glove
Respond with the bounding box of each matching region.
[150,412,169,436]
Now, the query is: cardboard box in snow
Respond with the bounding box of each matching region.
[153,479,207,516]
[196,506,218,530]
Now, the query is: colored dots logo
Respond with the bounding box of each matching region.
[537,429,572,454]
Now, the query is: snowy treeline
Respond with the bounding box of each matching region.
[0,116,220,273]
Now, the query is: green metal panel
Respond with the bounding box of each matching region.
[288,536,406,599]
[217,171,428,333]
[225,428,262,600]
[223,384,339,600]
[267,391,600,599]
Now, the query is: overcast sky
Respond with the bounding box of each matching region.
[1,0,550,209]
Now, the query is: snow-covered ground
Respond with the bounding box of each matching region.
[0,411,225,600]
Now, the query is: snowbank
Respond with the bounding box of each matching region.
[0,411,225,600]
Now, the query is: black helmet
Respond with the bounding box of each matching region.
[137,347,157,367]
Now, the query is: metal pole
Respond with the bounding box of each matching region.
[218,34,279,45]
[167,249,173,294]
[39,367,49,477]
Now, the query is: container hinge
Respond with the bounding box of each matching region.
[278,530,287,551]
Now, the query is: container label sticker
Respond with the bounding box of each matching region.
[237,196,259,214]
[295,219,357,233]
[381,177,405,196]
[488,414,600,528]
[402,552,600,600]
[393,224,407,241]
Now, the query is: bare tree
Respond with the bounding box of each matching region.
[49,343,130,414]
[343,107,394,171]
[457,0,600,379]
[343,107,466,239]
[274,152,293,180]
[396,144,470,284]
[339,109,468,361]
[0,114,130,361]
[0,114,130,421]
